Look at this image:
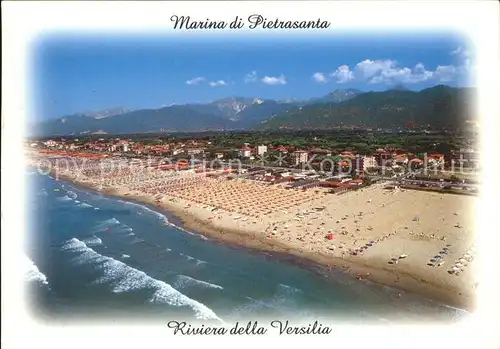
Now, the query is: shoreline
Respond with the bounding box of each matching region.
[52,171,475,311]
[156,199,474,311]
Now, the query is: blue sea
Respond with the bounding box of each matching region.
[25,171,468,324]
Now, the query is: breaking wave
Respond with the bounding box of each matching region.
[66,190,78,200]
[129,238,145,245]
[60,238,221,321]
[115,199,210,242]
[93,218,121,231]
[56,195,73,202]
[174,275,223,290]
[231,283,303,316]
[117,199,170,225]
[24,256,48,286]
[180,253,195,261]
[82,235,103,247]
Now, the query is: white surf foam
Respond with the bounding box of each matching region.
[174,275,223,290]
[111,198,211,241]
[24,256,48,285]
[93,218,121,231]
[440,304,470,318]
[235,283,301,315]
[82,235,103,247]
[106,218,120,225]
[77,202,94,209]
[56,195,73,202]
[60,238,221,321]
[180,253,196,261]
[116,199,170,224]
[279,283,303,293]
[66,190,78,200]
[129,238,145,245]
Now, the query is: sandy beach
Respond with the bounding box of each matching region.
[32,156,478,311]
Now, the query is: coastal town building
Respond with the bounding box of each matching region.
[408,158,424,169]
[293,150,309,166]
[394,154,409,165]
[353,155,378,176]
[276,146,290,154]
[310,148,332,157]
[374,151,393,168]
[363,156,378,171]
[450,149,479,168]
[239,147,252,158]
[187,148,205,155]
[352,155,364,176]
[44,140,57,147]
[257,145,268,156]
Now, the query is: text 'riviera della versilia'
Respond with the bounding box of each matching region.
[167,320,333,335]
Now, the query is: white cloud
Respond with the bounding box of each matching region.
[327,58,471,85]
[451,46,470,58]
[186,77,205,85]
[451,47,462,56]
[312,72,328,83]
[209,80,228,87]
[186,77,228,86]
[434,65,457,82]
[355,60,394,80]
[330,65,354,83]
[244,71,258,83]
[261,74,287,85]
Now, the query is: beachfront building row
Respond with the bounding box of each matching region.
[28,139,478,174]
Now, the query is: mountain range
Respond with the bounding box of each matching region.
[258,85,475,130]
[32,86,475,137]
[80,107,134,119]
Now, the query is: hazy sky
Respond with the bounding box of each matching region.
[32,31,473,120]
